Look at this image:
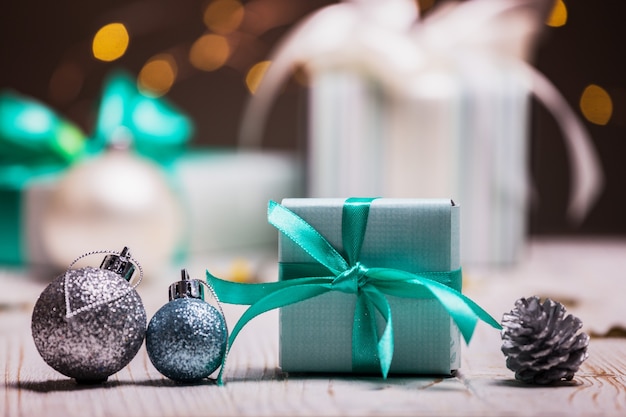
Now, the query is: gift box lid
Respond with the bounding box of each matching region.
[278,198,460,274]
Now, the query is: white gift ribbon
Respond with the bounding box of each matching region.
[238,0,422,147]
[238,0,603,221]
[522,61,603,222]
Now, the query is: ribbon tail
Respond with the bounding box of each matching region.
[368,268,500,343]
[207,269,331,305]
[237,4,357,149]
[360,286,394,378]
[215,282,331,386]
[352,293,380,375]
[424,280,501,344]
[520,60,604,223]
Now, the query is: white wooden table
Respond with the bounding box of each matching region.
[2,238,625,416]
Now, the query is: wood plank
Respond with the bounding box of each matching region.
[6,304,624,417]
[2,239,626,416]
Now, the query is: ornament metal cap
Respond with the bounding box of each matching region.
[99,246,136,282]
[169,269,204,301]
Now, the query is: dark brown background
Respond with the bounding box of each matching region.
[1,0,624,236]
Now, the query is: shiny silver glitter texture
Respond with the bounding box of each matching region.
[146,298,227,382]
[31,266,147,383]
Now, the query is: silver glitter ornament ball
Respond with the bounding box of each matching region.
[146,270,227,382]
[31,265,147,383]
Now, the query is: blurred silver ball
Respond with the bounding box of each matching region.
[146,298,227,382]
[40,148,184,279]
[31,266,147,383]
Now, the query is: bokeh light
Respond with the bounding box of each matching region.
[229,258,253,283]
[580,84,613,126]
[417,0,436,13]
[189,34,230,71]
[138,54,178,97]
[92,23,130,62]
[546,0,567,28]
[245,61,271,94]
[203,0,245,34]
[49,62,84,105]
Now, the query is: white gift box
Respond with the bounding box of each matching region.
[307,61,532,265]
[238,0,603,266]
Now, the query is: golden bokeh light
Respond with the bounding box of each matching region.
[189,34,230,71]
[138,54,178,97]
[229,258,253,283]
[92,23,130,62]
[245,61,271,94]
[580,84,613,126]
[203,0,245,35]
[546,0,567,27]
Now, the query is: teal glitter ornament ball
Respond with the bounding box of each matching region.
[146,270,227,382]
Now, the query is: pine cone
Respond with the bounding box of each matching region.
[501,296,589,384]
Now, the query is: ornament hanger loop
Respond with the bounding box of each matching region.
[198,280,227,330]
[198,279,230,377]
[67,247,144,286]
[64,247,144,319]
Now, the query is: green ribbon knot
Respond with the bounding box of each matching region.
[333,262,368,294]
[208,198,501,386]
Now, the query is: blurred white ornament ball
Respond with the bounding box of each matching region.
[41,146,184,281]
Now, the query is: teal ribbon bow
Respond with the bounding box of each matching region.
[208,198,501,385]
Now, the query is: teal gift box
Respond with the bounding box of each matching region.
[208,197,499,385]
[0,170,61,265]
[278,198,461,375]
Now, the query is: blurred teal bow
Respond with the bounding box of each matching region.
[89,70,194,164]
[0,69,194,175]
[0,90,86,183]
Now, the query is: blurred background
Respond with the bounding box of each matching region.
[1,0,625,279]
